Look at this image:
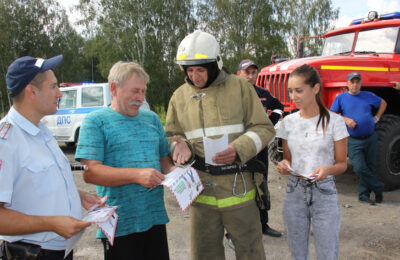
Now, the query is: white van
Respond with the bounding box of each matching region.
[41,83,150,146]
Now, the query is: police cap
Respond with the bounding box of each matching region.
[6,55,63,97]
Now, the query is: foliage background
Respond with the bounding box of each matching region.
[0,0,338,117]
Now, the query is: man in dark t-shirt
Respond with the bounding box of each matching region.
[237,59,283,237]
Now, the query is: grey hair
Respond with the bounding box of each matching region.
[108,61,149,87]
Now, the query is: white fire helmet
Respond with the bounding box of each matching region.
[176,30,223,70]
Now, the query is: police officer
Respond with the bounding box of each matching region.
[0,55,102,260]
[165,30,275,260]
[237,59,283,237]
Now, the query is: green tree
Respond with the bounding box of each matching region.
[196,0,289,72]
[0,0,88,115]
[272,0,339,57]
[77,0,196,109]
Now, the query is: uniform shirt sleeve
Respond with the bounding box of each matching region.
[266,90,284,111]
[0,139,18,204]
[265,90,284,125]
[75,113,105,162]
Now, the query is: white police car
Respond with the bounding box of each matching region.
[41,82,150,146]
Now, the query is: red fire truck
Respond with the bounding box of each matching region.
[258,11,400,190]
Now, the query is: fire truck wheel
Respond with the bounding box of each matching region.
[268,138,283,165]
[375,114,400,190]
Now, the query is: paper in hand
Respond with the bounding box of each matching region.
[203,134,228,166]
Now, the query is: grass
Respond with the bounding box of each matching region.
[154,104,166,125]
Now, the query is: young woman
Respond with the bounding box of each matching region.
[276,64,348,260]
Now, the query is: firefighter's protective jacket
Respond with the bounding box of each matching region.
[165,70,275,209]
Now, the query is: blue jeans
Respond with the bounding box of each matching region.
[283,176,341,260]
[348,132,384,200]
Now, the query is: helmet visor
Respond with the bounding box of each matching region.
[176,58,216,66]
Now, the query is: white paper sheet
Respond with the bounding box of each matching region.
[203,134,228,165]
[278,162,318,180]
[64,229,84,258]
[161,167,204,212]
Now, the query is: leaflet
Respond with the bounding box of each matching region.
[83,205,117,223]
[278,162,318,180]
[64,230,84,258]
[203,134,228,165]
[96,211,118,246]
[161,166,204,212]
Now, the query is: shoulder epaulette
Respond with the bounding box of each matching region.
[0,122,12,139]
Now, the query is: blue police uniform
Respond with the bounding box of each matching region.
[0,107,82,250]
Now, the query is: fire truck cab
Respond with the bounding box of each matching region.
[258,11,400,189]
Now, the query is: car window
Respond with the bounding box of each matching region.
[82,87,104,107]
[59,90,77,109]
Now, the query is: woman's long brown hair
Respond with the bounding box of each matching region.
[290,64,330,133]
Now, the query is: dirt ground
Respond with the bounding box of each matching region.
[62,144,400,260]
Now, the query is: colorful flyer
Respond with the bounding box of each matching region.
[162,167,204,212]
[83,205,117,223]
[97,211,118,246]
[83,204,118,246]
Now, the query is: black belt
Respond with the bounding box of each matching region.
[350,134,372,140]
[2,241,70,260]
[192,155,265,175]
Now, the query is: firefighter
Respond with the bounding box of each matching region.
[165,30,275,260]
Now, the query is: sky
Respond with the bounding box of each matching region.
[59,0,400,30]
[332,0,400,28]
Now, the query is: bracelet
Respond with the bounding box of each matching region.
[374,115,380,122]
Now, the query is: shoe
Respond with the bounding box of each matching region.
[376,193,383,203]
[262,226,282,237]
[225,233,235,250]
[359,197,376,205]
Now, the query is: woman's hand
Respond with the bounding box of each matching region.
[277,159,292,175]
[310,166,331,181]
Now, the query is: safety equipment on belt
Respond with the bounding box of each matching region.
[233,170,247,198]
[1,241,41,260]
[193,155,266,198]
[176,30,223,70]
[254,174,271,211]
[192,155,265,175]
